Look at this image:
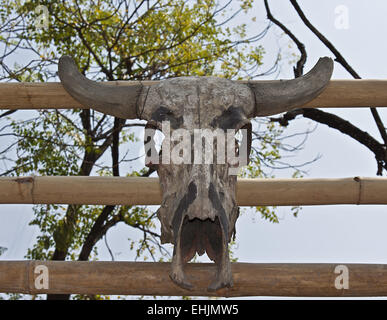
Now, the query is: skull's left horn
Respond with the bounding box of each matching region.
[58,56,143,119]
[249,57,334,117]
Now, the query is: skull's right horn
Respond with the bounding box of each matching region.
[248,57,334,117]
[58,56,144,119]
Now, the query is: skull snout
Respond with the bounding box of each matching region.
[176,174,230,262]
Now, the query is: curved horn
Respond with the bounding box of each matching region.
[58,56,143,119]
[249,57,333,117]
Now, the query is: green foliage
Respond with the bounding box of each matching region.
[11,111,80,176]
[9,0,264,80]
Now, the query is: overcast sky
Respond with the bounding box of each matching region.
[1,0,387,299]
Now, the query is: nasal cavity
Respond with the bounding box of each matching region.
[180,216,223,264]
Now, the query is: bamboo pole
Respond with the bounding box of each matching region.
[0,80,387,110]
[0,176,386,206]
[0,260,386,297]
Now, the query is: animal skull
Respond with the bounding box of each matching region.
[58,56,333,291]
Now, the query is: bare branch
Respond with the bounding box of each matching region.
[263,0,306,77]
[289,0,387,145]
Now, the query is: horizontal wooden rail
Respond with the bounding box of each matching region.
[0,260,386,297]
[0,80,387,110]
[0,176,387,206]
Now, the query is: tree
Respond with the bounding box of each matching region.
[0,0,291,299]
[263,0,387,175]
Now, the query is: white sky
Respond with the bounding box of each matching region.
[1,0,387,299]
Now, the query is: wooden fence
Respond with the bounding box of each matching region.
[1,80,387,297]
[1,80,387,110]
[1,176,387,206]
[1,261,386,297]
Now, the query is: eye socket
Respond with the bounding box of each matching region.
[151,106,183,130]
[152,106,175,121]
[160,108,174,117]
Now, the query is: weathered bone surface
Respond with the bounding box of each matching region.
[58,56,333,291]
[141,77,254,290]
